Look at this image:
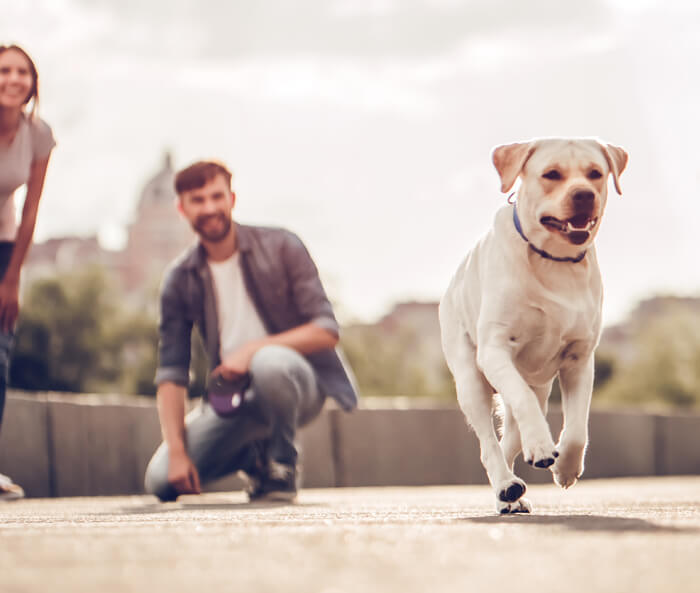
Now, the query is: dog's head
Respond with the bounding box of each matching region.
[492,138,627,255]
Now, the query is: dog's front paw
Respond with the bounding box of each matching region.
[497,497,532,514]
[551,442,586,489]
[496,477,527,503]
[522,438,559,470]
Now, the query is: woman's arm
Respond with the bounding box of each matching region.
[0,155,51,332]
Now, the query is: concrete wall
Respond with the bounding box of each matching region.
[0,392,698,498]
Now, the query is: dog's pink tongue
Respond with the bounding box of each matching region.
[568,231,589,245]
[568,213,591,228]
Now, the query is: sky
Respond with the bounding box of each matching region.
[3,0,700,325]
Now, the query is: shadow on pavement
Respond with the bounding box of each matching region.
[465,514,699,534]
[115,500,321,515]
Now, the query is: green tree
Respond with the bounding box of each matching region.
[341,324,455,399]
[11,267,119,392]
[595,309,700,408]
[11,266,210,397]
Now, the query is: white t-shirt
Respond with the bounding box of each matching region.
[0,114,56,241]
[208,251,268,358]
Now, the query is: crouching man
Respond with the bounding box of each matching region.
[144,160,357,502]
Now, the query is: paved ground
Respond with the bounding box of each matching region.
[1,476,699,593]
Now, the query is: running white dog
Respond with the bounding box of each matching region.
[439,138,627,513]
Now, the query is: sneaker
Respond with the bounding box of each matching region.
[246,460,298,503]
[242,441,269,494]
[0,473,25,501]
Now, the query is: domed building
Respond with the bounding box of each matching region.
[24,152,195,302]
[121,153,194,292]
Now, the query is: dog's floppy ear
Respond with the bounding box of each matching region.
[599,143,628,195]
[492,142,536,193]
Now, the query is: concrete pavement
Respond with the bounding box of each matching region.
[1,476,699,593]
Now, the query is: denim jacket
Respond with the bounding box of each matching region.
[155,223,358,411]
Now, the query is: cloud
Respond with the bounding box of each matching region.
[5,0,700,324]
[11,0,618,59]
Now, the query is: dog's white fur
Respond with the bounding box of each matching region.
[439,138,628,513]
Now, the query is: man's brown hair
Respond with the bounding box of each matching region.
[174,161,233,195]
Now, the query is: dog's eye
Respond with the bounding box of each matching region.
[542,170,561,180]
[587,169,603,180]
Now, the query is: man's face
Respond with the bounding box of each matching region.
[178,174,235,242]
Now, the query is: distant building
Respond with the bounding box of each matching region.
[24,152,194,301]
[121,152,193,291]
[23,235,117,281]
[376,301,441,338]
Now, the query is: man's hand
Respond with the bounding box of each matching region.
[213,341,261,380]
[0,278,20,333]
[167,450,201,495]
[211,324,338,381]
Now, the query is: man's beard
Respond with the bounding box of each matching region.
[192,212,232,242]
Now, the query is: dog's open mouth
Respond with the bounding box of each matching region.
[540,213,598,245]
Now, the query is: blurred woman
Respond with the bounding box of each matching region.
[0,45,56,500]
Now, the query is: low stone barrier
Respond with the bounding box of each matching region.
[0,392,698,498]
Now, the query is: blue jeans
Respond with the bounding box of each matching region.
[0,242,15,429]
[144,344,325,500]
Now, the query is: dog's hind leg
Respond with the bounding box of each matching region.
[497,403,533,514]
[440,320,527,513]
[499,401,520,470]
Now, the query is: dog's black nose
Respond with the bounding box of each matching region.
[572,190,594,206]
